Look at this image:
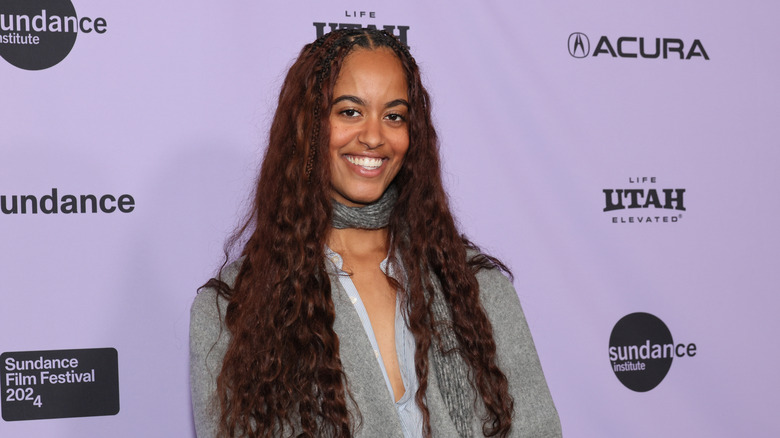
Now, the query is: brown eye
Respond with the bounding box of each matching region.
[340,109,360,117]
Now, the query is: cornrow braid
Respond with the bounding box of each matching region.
[306,33,354,179]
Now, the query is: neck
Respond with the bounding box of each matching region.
[327,227,389,258]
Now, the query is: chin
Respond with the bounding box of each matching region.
[334,188,385,207]
[345,194,382,206]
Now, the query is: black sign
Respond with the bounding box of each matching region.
[608,313,696,392]
[1,348,119,421]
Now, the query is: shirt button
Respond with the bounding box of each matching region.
[350,296,358,304]
[374,349,380,359]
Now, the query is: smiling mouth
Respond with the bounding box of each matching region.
[346,155,384,170]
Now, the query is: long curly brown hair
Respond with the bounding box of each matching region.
[207,28,514,437]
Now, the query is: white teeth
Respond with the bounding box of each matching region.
[346,156,383,169]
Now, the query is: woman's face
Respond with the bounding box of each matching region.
[328,47,409,207]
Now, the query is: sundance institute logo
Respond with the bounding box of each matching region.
[609,312,697,392]
[0,0,107,70]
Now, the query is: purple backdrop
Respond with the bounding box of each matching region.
[1,0,778,436]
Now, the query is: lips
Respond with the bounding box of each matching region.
[345,155,384,170]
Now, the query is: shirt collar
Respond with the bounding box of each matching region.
[324,245,399,280]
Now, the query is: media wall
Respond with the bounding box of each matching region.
[2,0,779,436]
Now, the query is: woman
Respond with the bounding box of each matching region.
[190,28,561,438]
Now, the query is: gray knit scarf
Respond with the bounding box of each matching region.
[331,185,399,229]
[331,185,474,437]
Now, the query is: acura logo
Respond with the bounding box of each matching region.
[568,32,590,58]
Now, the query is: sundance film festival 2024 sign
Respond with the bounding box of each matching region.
[1,348,120,421]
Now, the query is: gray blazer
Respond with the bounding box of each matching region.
[190,260,561,437]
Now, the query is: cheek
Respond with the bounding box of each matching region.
[328,124,353,153]
[394,132,410,159]
[328,133,342,157]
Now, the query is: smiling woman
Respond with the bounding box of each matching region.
[190,28,561,438]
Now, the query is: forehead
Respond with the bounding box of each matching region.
[333,48,407,95]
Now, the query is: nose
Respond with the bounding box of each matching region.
[357,117,384,149]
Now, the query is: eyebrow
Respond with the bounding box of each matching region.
[332,95,410,109]
[385,99,410,109]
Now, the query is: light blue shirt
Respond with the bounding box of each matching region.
[324,246,423,438]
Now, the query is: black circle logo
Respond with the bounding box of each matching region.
[568,32,590,58]
[608,312,673,392]
[0,0,78,70]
